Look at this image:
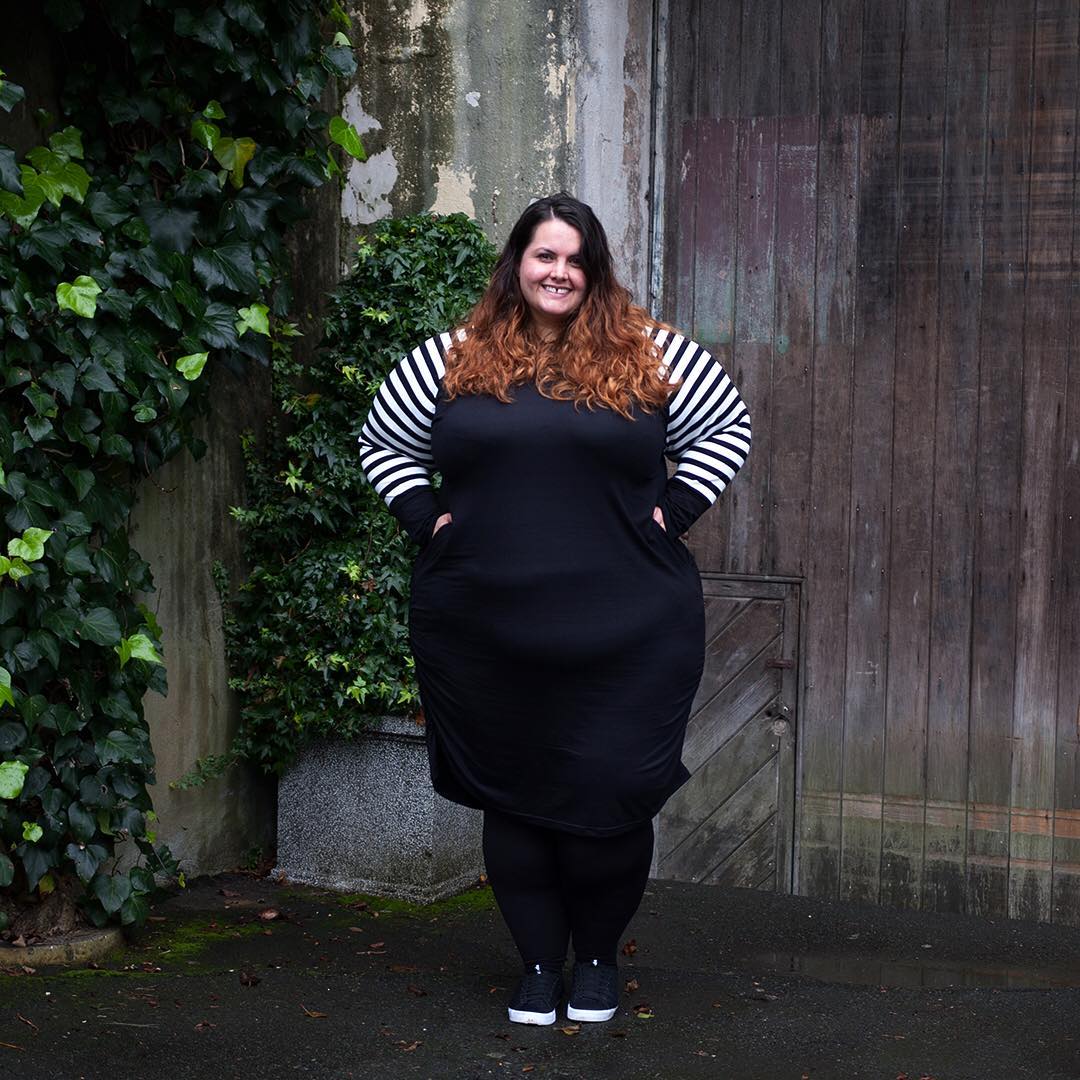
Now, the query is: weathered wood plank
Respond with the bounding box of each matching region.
[661,713,780,860]
[879,0,948,913]
[797,0,863,902]
[726,0,780,577]
[922,0,989,916]
[967,0,1034,920]
[685,1,745,574]
[768,0,820,578]
[663,0,701,333]
[1008,0,1073,923]
[661,756,779,883]
[1052,4,1080,926]
[838,0,904,906]
[684,642,782,774]
[712,813,779,888]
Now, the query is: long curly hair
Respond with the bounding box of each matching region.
[443,193,674,417]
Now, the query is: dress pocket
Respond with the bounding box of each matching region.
[416,521,454,572]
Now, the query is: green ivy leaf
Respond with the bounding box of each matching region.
[115,633,163,668]
[56,276,102,318]
[212,136,257,190]
[78,607,122,647]
[190,117,220,151]
[139,202,200,253]
[176,352,209,381]
[0,146,20,195]
[0,668,13,709]
[22,820,43,843]
[86,189,132,228]
[120,890,150,926]
[7,527,53,562]
[67,841,105,882]
[236,303,269,337]
[203,98,227,120]
[68,801,96,843]
[328,116,366,160]
[92,871,132,915]
[193,243,258,293]
[0,760,28,799]
[96,730,144,765]
[0,167,46,227]
[48,126,84,160]
[0,71,26,113]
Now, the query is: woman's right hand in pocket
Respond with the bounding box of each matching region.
[432,512,453,536]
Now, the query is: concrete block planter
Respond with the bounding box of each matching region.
[274,719,483,903]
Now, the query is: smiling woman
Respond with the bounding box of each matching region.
[358,192,751,1028]
[516,218,586,336]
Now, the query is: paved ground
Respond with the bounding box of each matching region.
[2,871,1080,1079]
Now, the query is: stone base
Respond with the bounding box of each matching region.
[274,721,483,904]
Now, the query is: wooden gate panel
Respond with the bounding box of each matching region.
[654,575,800,893]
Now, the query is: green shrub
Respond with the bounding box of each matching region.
[0,1,361,931]
[180,213,497,784]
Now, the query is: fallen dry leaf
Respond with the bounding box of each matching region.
[406,984,428,997]
[219,888,241,898]
[523,1066,535,1073]
[16,1014,38,1035]
[621,938,637,957]
[389,963,419,973]
[194,1020,215,1033]
[397,1040,422,1052]
[609,1030,628,1038]
[624,977,640,993]
[369,941,385,949]
[633,1003,654,1019]
[559,1024,581,1036]
[348,926,365,933]
[300,1004,328,1019]
[11,935,26,948]
[258,908,280,921]
[239,971,261,987]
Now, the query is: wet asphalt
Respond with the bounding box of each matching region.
[2,871,1080,1080]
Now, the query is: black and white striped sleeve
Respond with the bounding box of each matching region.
[655,330,752,536]
[358,334,451,546]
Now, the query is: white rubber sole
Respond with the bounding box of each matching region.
[508,1007,557,1025]
[566,1004,617,1022]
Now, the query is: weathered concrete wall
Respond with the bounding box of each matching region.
[342,0,656,302]
[128,364,275,874]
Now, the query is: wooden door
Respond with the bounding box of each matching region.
[654,575,799,892]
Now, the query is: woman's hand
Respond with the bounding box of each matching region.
[652,506,666,532]
[432,512,453,536]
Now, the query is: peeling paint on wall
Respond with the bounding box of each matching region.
[342,147,400,226]
[429,162,477,216]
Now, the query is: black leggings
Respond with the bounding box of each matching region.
[482,810,654,968]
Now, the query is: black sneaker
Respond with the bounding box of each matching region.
[566,958,619,1022]
[507,963,563,1025]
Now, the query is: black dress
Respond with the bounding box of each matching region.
[359,330,751,837]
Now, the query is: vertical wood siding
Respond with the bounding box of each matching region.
[661,0,1080,922]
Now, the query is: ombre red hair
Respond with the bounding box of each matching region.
[444,193,675,418]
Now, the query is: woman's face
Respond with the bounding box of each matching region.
[517,217,587,339]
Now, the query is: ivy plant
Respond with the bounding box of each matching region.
[179,214,497,785]
[0,1,364,935]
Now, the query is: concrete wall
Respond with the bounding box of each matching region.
[128,366,275,874]
[342,0,656,302]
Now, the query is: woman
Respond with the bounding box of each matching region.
[359,193,750,1025]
